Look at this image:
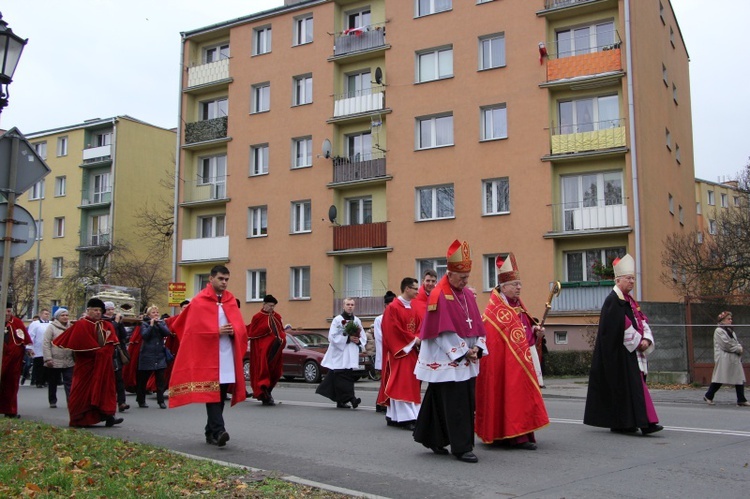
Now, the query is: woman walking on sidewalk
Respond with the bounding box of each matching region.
[703,311,748,407]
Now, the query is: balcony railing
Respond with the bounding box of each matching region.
[182,176,227,204]
[333,222,387,251]
[82,144,112,163]
[185,116,228,144]
[552,280,613,312]
[549,199,628,233]
[550,118,626,155]
[546,34,622,82]
[332,152,386,184]
[332,288,388,318]
[187,58,230,88]
[543,0,603,11]
[81,190,112,207]
[333,86,385,118]
[333,23,387,57]
[181,236,229,263]
[80,233,111,248]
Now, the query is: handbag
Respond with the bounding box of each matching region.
[115,344,130,365]
[163,346,175,363]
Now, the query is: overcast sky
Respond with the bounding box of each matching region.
[0,0,745,181]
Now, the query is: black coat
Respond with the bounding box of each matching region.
[583,290,649,430]
[137,320,171,371]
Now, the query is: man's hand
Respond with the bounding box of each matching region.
[533,325,545,338]
[44,359,53,367]
[637,339,651,352]
[219,324,234,336]
[349,335,360,345]
[466,346,479,363]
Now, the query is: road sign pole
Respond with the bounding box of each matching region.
[0,134,20,383]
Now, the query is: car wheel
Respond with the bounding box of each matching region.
[303,361,321,383]
[243,359,250,382]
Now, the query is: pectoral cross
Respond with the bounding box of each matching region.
[465,317,473,329]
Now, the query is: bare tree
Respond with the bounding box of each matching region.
[8,259,55,318]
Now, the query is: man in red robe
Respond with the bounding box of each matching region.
[247,294,286,406]
[475,254,549,449]
[411,269,437,319]
[377,277,422,430]
[53,298,123,427]
[1,304,33,418]
[167,265,247,447]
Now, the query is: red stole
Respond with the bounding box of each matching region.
[377,299,422,405]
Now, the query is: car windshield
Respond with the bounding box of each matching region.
[294,333,329,348]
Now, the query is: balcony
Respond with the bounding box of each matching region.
[181,236,229,263]
[330,152,388,186]
[538,0,617,18]
[331,222,388,253]
[331,86,386,121]
[186,58,230,90]
[552,280,614,312]
[185,117,228,145]
[544,36,623,85]
[80,190,112,208]
[181,177,228,205]
[547,118,627,158]
[547,199,629,236]
[331,22,388,59]
[77,233,111,250]
[332,288,388,318]
[82,144,112,165]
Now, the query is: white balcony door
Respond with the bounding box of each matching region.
[347,71,371,98]
[346,196,372,225]
[347,9,371,29]
[346,132,372,162]
[200,155,227,199]
[344,263,372,297]
[562,171,624,230]
[93,173,110,203]
[90,214,110,245]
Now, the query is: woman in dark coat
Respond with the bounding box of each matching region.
[136,306,171,409]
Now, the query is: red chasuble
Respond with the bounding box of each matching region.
[475,289,549,443]
[53,317,119,427]
[167,285,247,408]
[1,317,31,416]
[411,286,429,319]
[247,310,286,399]
[377,299,422,406]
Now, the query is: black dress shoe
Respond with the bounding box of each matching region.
[513,442,537,450]
[206,435,218,445]
[118,403,130,412]
[105,416,124,427]
[402,421,417,431]
[611,427,638,434]
[261,396,276,406]
[158,402,167,409]
[430,446,449,455]
[375,404,387,413]
[336,402,352,409]
[350,397,361,409]
[216,431,230,447]
[455,451,478,463]
[641,424,663,435]
[138,403,149,408]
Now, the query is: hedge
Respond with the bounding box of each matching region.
[543,350,593,376]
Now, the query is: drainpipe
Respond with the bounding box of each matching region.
[171,35,186,311]
[109,117,117,251]
[624,0,642,300]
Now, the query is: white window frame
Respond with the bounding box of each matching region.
[95,131,112,147]
[200,97,228,120]
[56,136,68,157]
[679,205,684,225]
[250,144,269,176]
[28,180,45,201]
[291,200,312,234]
[696,202,701,214]
[696,231,704,244]
[294,14,313,46]
[416,46,453,83]
[33,141,47,160]
[720,193,728,208]
[253,26,272,55]
[558,95,619,133]
[665,128,671,150]
[417,258,447,281]
[481,104,508,141]
[479,33,505,70]
[291,266,311,299]
[346,7,371,29]
[199,155,227,185]
[292,137,313,169]
[34,219,43,241]
[555,21,615,58]
[483,253,506,291]
[251,83,270,113]
[554,331,568,345]
[708,219,716,235]
[345,196,373,225]
[345,131,372,161]
[668,194,674,214]
[707,190,715,206]
[662,63,668,86]
[53,217,65,238]
[54,176,66,197]
[344,263,373,297]
[89,214,110,246]
[92,173,111,203]
[248,206,268,238]
[416,114,453,150]
[483,177,510,215]
[675,144,681,164]
[416,184,455,221]
[564,247,625,282]
[246,269,267,301]
[197,214,226,239]
[52,257,64,279]
[734,196,741,207]
[293,74,313,106]
[415,0,452,17]
[204,43,229,63]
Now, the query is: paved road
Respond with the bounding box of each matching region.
[14,379,750,498]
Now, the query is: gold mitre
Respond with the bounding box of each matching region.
[447,240,472,272]
[496,253,520,284]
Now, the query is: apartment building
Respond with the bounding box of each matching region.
[695,178,743,242]
[175,0,696,348]
[20,116,176,315]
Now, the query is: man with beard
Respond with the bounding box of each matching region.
[247,295,286,406]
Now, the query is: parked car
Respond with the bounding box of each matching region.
[243,330,373,383]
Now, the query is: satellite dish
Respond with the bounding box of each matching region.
[328,205,338,224]
[322,139,332,159]
[374,67,383,85]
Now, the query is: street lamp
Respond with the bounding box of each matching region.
[0,12,28,113]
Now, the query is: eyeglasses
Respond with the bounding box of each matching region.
[409,287,419,291]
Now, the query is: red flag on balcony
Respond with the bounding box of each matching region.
[538,42,548,65]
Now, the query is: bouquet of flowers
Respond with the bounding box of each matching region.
[342,319,361,337]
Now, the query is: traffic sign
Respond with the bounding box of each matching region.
[0,202,36,258]
[168,282,187,307]
[0,127,51,198]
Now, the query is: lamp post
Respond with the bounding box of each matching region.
[0,12,28,114]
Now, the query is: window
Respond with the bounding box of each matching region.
[417,46,453,82]
[670,26,675,47]
[417,184,454,220]
[246,270,267,301]
[564,247,625,282]
[252,83,270,113]
[346,196,372,225]
[721,193,728,208]
[56,136,68,157]
[53,217,65,238]
[292,137,312,168]
[33,141,47,160]
[196,274,210,292]
[477,0,494,3]
[483,253,506,291]
[696,201,701,214]
[417,114,453,149]
[346,70,372,98]
[665,128,671,150]
[555,21,615,58]
[554,331,568,345]
[95,131,112,147]
[675,144,681,164]
[558,95,619,133]
[294,14,313,45]
[89,214,110,245]
[52,258,64,279]
[198,215,225,238]
[696,231,704,244]
[291,200,311,233]
[679,205,684,225]
[417,258,447,281]
[91,173,110,204]
[659,1,665,24]
[54,176,66,197]
[200,97,228,120]
[708,219,716,235]
[662,63,668,85]
[293,75,313,106]
[291,267,311,299]
[253,26,272,55]
[672,83,678,104]
[345,131,372,161]
[250,144,269,176]
[347,8,371,29]
[734,196,741,207]
[479,33,505,70]
[199,155,227,199]
[34,219,43,240]
[707,190,715,206]
[344,264,373,297]
[561,171,624,230]
[248,206,268,237]
[204,43,229,63]
[481,104,508,140]
[483,178,510,215]
[416,0,452,17]
[668,194,674,214]
[29,180,45,200]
